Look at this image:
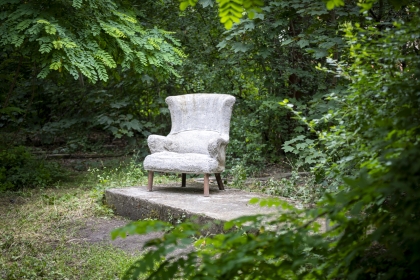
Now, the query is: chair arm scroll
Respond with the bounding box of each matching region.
[147,135,168,153]
[208,137,229,164]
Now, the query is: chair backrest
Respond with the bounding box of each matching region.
[166,94,235,136]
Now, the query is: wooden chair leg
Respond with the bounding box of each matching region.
[147,171,154,192]
[215,173,224,190]
[204,173,210,197]
[181,173,186,187]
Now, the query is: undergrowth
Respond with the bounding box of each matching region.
[0,151,319,279]
[228,160,325,205]
[0,184,136,279]
[258,172,324,205]
[0,146,69,192]
[0,155,178,280]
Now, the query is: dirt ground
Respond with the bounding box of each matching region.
[75,217,163,255]
[75,217,195,257]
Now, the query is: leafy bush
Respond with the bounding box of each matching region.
[86,159,146,189]
[282,134,326,167]
[0,146,66,192]
[113,2,420,279]
[227,162,248,189]
[261,173,323,204]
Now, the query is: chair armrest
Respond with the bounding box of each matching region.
[147,135,168,153]
[208,137,229,163]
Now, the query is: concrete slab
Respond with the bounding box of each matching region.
[105,182,280,233]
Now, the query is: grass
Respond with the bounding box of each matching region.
[256,174,325,205]
[227,162,324,205]
[0,155,321,279]
[0,158,177,280]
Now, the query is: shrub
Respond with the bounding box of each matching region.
[0,146,66,191]
[112,3,420,279]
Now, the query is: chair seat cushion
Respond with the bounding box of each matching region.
[144,152,224,173]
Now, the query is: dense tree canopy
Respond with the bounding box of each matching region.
[0,0,190,158]
[0,0,185,82]
[1,0,420,278]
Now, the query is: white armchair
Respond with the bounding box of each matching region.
[143,93,236,196]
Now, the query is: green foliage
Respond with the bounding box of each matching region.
[227,107,270,167]
[260,173,323,204]
[317,9,420,276]
[112,204,326,280]
[84,155,179,212]
[228,162,248,188]
[0,0,185,83]
[0,0,185,145]
[210,0,366,166]
[1,0,351,164]
[116,1,420,279]
[325,0,344,10]
[180,0,264,29]
[0,175,140,279]
[0,146,67,192]
[86,158,146,189]
[285,2,420,277]
[282,134,326,166]
[1,242,136,280]
[110,0,400,170]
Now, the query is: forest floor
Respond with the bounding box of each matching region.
[0,173,172,279]
[0,148,321,279]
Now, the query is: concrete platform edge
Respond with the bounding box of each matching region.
[104,189,225,233]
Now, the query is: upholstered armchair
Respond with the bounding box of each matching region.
[143,93,236,196]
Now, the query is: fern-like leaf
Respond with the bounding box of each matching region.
[49,60,62,70]
[94,61,108,81]
[15,19,32,32]
[72,0,83,9]
[133,58,144,74]
[37,66,50,79]
[100,22,127,38]
[39,43,52,53]
[95,50,116,68]
[44,24,56,35]
[135,51,148,66]
[11,34,24,47]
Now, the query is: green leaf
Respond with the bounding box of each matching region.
[231,42,250,53]
[326,1,335,10]
[297,39,309,48]
[281,38,294,46]
[283,146,295,153]
[49,60,62,70]
[72,0,83,9]
[37,67,50,79]
[180,1,190,11]
[16,19,32,31]
[44,24,56,34]
[296,143,307,150]
[224,19,233,29]
[249,197,260,204]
